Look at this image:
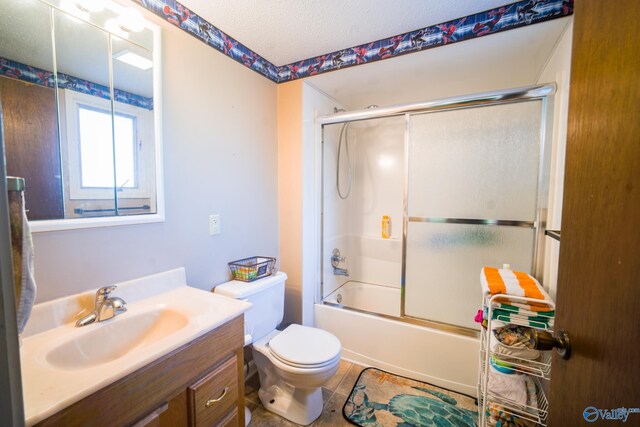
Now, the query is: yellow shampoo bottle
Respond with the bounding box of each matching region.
[382,215,391,239]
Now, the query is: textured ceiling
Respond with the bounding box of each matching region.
[179,0,515,65]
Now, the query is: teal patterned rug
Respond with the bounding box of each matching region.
[343,368,478,427]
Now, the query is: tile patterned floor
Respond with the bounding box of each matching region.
[245,359,363,426]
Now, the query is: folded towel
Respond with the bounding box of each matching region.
[490,308,553,329]
[494,303,555,318]
[481,266,553,303]
[495,299,554,313]
[488,366,529,407]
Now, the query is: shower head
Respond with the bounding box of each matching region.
[334,107,347,113]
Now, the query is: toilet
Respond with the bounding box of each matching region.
[214,272,341,425]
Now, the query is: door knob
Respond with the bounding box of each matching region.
[532,329,571,360]
[554,330,571,360]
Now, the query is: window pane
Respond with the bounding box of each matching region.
[114,114,136,188]
[78,106,136,189]
[79,107,114,188]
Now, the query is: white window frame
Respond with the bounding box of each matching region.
[64,89,155,200]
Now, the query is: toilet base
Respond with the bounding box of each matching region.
[258,384,323,426]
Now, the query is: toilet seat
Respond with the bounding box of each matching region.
[268,324,341,369]
[270,349,341,369]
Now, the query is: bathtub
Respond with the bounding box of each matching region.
[316,281,479,396]
[324,281,400,317]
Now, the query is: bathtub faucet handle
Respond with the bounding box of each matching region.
[331,248,346,267]
[331,248,349,276]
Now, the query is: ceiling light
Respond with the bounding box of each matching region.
[113,49,153,70]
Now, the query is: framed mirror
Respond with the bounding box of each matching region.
[0,0,163,232]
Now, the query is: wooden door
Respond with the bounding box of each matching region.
[0,77,64,220]
[549,0,640,424]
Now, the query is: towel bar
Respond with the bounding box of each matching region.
[74,205,151,215]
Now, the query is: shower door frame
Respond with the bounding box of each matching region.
[318,83,556,337]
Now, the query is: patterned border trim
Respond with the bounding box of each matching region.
[131,0,280,82]
[131,0,572,84]
[0,57,154,110]
[276,0,574,81]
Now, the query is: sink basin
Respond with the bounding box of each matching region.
[21,268,253,426]
[46,307,189,370]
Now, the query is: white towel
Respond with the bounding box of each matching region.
[13,191,36,334]
[487,366,528,406]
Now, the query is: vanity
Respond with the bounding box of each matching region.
[20,269,250,426]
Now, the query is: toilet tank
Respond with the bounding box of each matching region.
[213,272,287,343]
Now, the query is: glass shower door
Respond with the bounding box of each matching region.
[403,101,543,330]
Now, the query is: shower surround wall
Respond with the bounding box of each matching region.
[348,118,404,289]
[323,117,404,300]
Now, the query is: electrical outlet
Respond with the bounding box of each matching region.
[209,214,221,235]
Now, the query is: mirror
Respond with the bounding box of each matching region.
[0,0,161,229]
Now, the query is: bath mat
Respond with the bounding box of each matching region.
[343,368,478,427]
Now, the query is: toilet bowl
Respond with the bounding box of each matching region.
[213,272,342,425]
[252,325,341,425]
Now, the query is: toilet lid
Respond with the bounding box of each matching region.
[268,324,341,367]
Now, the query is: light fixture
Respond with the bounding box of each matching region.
[105,18,129,39]
[113,49,153,70]
[75,0,105,13]
[117,7,145,33]
[60,0,90,20]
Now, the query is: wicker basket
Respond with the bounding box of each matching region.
[228,256,276,282]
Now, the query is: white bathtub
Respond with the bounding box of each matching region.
[324,281,400,317]
[316,281,479,396]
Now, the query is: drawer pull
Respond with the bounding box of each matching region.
[205,387,229,408]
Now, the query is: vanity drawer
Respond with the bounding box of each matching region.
[188,355,238,426]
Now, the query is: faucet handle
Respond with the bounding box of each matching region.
[96,285,117,304]
[111,297,127,315]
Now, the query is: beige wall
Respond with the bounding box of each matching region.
[32,12,279,302]
[278,81,344,326]
[277,80,303,324]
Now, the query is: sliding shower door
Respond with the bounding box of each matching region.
[403,101,544,330]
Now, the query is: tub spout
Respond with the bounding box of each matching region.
[333,267,349,277]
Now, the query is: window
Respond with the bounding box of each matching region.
[78,106,138,189]
[63,89,154,200]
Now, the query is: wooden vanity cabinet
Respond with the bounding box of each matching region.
[36,315,245,427]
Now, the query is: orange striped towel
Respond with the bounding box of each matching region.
[480,266,553,306]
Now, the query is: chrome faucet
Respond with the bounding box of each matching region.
[331,248,349,277]
[76,286,127,327]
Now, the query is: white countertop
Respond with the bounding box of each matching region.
[20,268,250,426]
